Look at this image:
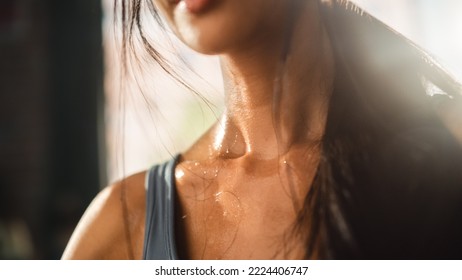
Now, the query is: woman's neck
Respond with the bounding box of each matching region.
[216,0,335,160]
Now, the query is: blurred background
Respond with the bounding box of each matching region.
[0,0,461,259]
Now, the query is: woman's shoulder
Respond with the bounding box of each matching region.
[61,171,147,260]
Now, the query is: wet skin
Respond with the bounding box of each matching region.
[61,0,462,259]
[152,0,334,259]
[61,0,334,260]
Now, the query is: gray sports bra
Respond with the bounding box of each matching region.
[142,156,180,260]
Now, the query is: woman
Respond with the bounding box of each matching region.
[62,0,462,259]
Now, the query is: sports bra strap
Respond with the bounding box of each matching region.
[142,156,180,260]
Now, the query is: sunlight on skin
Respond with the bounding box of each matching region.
[103,0,462,181]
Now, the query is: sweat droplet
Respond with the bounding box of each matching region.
[176,169,185,179]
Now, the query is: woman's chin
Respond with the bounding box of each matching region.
[164,0,283,55]
[172,5,234,55]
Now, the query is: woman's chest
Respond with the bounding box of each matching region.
[173,159,317,259]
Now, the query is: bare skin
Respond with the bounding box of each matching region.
[63,0,333,260]
[61,171,146,259]
[172,0,334,259]
[62,0,462,259]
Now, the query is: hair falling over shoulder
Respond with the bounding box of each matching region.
[313,0,462,259]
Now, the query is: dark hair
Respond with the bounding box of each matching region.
[116,0,462,259]
[314,1,462,259]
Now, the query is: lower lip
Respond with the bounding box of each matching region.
[180,0,214,14]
